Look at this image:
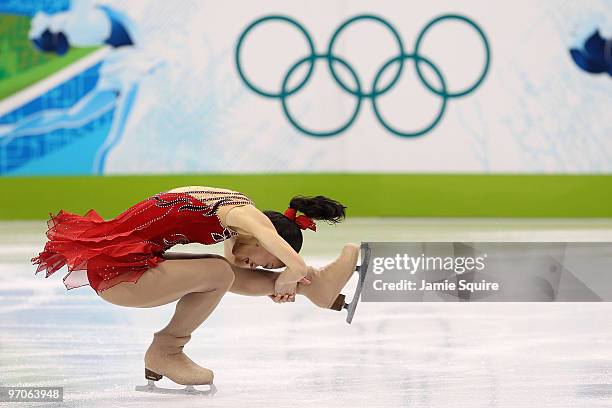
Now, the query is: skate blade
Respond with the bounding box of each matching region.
[344,243,370,324]
[135,380,217,396]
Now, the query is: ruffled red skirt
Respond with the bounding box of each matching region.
[31,208,165,294]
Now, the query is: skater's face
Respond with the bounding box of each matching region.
[233,242,284,269]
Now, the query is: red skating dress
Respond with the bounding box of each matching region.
[31,190,254,294]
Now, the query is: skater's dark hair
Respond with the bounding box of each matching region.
[265,195,346,252]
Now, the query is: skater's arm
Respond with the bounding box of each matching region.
[225,205,307,278]
[224,237,307,304]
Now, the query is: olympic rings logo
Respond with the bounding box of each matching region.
[235,14,491,138]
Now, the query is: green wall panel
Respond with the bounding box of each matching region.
[1,174,611,219]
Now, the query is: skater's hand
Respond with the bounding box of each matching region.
[272,267,311,302]
[270,275,311,303]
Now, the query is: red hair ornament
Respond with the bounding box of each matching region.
[283,208,317,231]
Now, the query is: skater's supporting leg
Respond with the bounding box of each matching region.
[97,258,234,387]
[158,285,232,337]
[97,257,234,310]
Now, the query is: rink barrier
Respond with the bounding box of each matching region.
[1,174,612,219]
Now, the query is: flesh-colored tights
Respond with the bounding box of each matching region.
[97,254,279,337]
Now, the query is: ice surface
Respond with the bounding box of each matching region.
[1,218,612,407]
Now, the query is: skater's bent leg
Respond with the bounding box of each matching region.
[99,258,234,337]
[158,273,234,337]
[97,258,234,308]
[159,251,280,297]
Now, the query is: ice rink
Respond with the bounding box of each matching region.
[1,218,612,408]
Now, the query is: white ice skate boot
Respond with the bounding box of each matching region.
[135,332,217,396]
[298,243,360,310]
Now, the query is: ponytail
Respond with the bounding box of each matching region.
[288,195,346,224]
[264,195,347,253]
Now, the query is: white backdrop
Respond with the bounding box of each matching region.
[95,0,612,174]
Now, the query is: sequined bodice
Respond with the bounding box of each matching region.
[170,188,255,211]
[108,189,255,254]
[32,188,256,293]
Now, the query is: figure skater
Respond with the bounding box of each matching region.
[31,186,360,394]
